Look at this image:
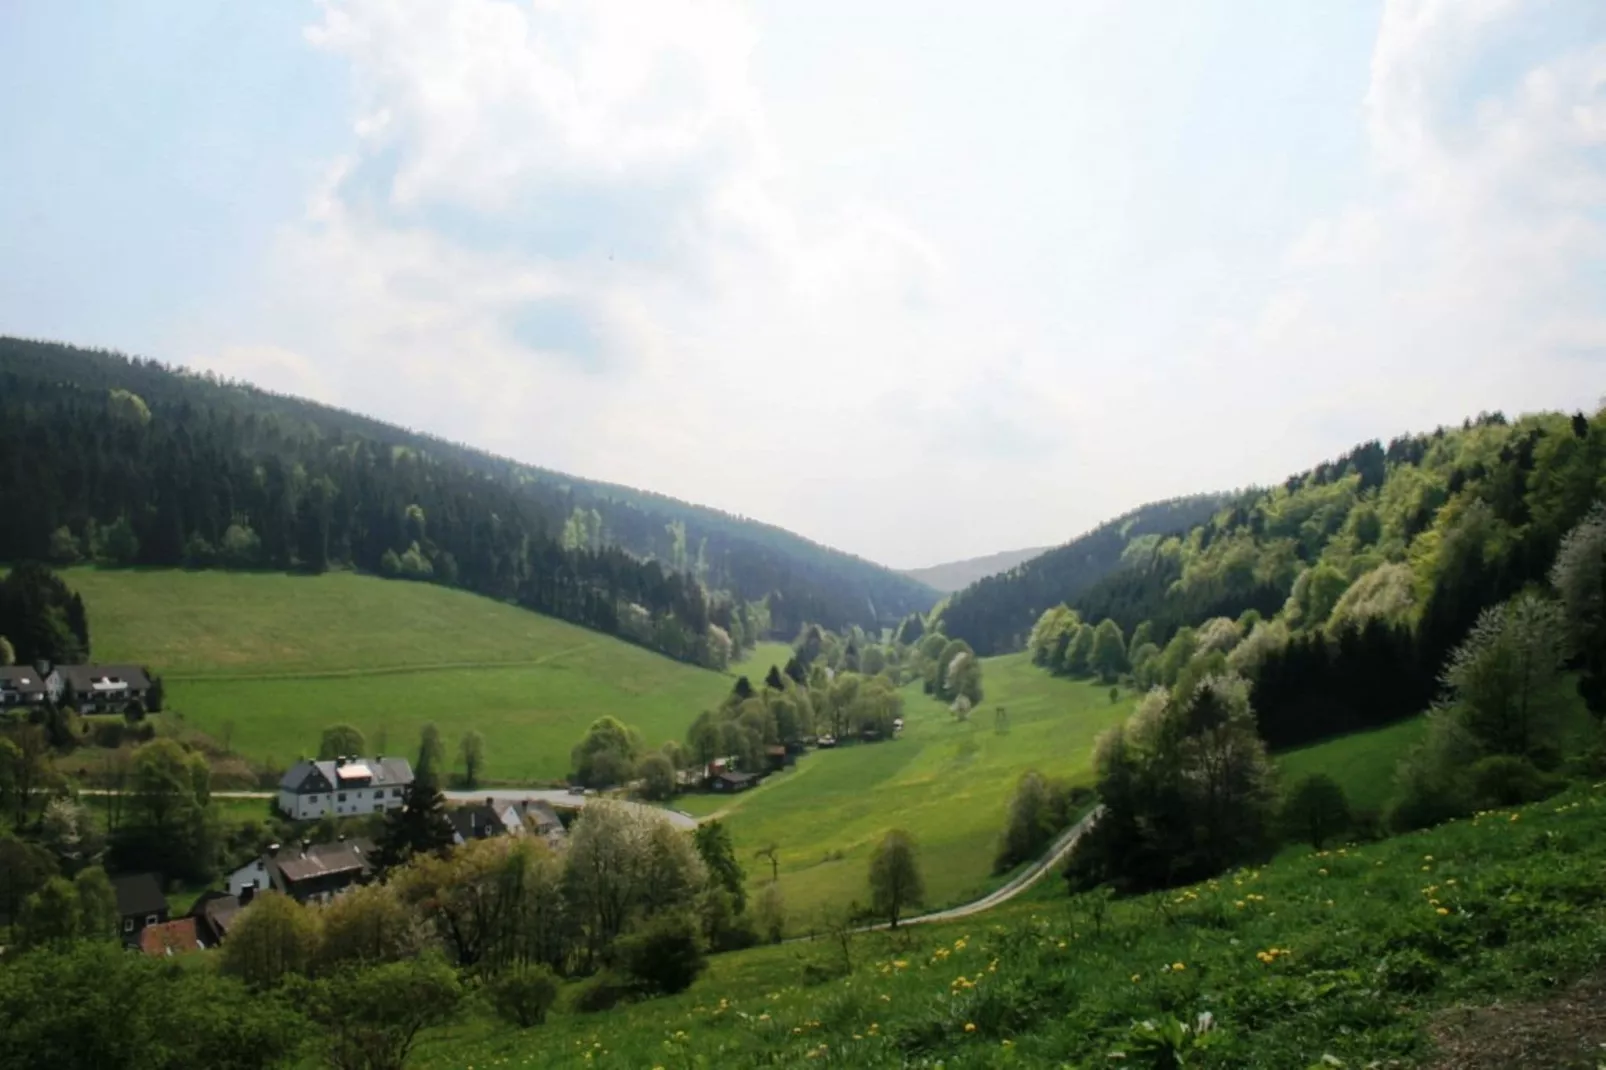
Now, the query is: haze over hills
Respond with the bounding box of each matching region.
[899,546,1050,593]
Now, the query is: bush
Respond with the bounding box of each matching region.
[1281,773,1351,849]
[487,964,560,1028]
[1469,754,1558,808]
[570,971,634,1014]
[92,721,125,749]
[615,910,706,995]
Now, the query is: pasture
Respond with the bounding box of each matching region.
[60,568,739,782]
[708,654,1131,927]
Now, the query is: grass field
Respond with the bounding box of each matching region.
[1275,716,1428,813]
[415,782,1606,1068]
[708,654,1131,927]
[61,568,739,782]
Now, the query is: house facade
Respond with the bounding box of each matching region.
[49,664,152,712]
[0,666,48,708]
[113,872,170,947]
[225,838,375,905]
[276,755,413,820]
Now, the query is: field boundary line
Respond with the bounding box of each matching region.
[164,643,597,683]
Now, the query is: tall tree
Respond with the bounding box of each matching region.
[1440,592,1569,758]
[868,829,925,929]
[220,892,318,989]
[109,738,217,883]
[416,723,445,779]
[1091,619,1128,682]
[459,730,485,790]
[376,774,455,870]
[1552,502,1606,714]
[692,820,746,913]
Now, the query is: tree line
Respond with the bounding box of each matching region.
[0,337,939,668]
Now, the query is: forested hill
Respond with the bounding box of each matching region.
[900,546,1050,593]
[938,494,1230,654]
[0,337,937,664]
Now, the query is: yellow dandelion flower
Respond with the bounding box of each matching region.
[1131,973,1141,983]
[1172,961,1186,971]
[1437,907,1449,915]
[964,1022,977,1033]
[1317,868,1328,876]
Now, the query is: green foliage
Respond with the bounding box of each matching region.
[1551,502,1606,714]
[868,828,925,927]
[220,892,319,990]
[0,941,304,1070]
[376,773,455,868]
[1091,619,1128,682]
[2,337,937,661]
[108,738,217,883]
[0,562,89,664]
[416,722,445,780]
[459,729,485,790]
[636,751,675,801]
[1439,591,1570,760]
[1068,674,1275,892]
[616,909,707,995]
[487,963,560,1028]
[994,769,1080,872]
[318,723,367,760]
[295,955,462,1070]
[571,716,644,788]
[693,820,746,913]
[1281,774,1351,849]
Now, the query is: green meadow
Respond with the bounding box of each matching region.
[1275,716,1429,813]
[708,654,1131,927]
[415,783,1606,1069]
[61,568,738,782]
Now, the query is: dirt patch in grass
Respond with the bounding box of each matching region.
[1426,974,1606,1069]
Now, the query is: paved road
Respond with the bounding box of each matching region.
[792,806,1104,941]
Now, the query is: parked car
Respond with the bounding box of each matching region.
[567,785,586,796]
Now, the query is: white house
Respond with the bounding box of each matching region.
[225,838,375,904]
[276,756,414,820]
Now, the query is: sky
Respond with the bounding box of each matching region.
[2,1,1604,570]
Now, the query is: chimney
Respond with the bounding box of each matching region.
[336,833,346,842]
[267,842,281,857]
[485,797,494,808]
[300,839,310,856]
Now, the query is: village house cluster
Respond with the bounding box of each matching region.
[116,753,570,957]
[0,661,153,713]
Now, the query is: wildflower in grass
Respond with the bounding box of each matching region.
[1172,961,1186,971]
[1437,907,1449,915]
[964,1023,977,1033]
[1131,973,1141,983]
[1318,868,1328,876]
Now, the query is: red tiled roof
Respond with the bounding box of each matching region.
[138,917,203,956]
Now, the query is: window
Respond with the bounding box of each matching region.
[146,914,158,926]
[123,918,133,932]
[337,793,347,802]
[307,795,318,803]
[393,788,403,798]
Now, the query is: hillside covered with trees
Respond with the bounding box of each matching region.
[0,338,938,668]
[937,494,1229,655]
[1015,409,1606,753]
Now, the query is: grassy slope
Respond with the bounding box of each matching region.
[420,784,1606,1069]
[710,654,1131,926]
[64,568,736,782]
[1276,717,1429,812]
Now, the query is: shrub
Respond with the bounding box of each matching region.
[487,964,560,1028]
[615,910,706,995]
[1469,754,1557,808]
[1280,773,1350,849]
[92,721,125,749]
[570,971,634,1014]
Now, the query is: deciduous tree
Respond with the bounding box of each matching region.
[868,828,924,929]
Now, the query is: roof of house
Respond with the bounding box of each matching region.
[0,667,48,695]
[138,917,203,956]
[112,873,168,917]
[716,770,757,786]
[188,891,242,939]
[53,664,152,693]
[449,802,519,842]
[272,839,373,886]
[516,799,564,833]
[279,756,413,793]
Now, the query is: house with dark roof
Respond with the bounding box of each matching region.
[48,664,152,712]
[449,799,523,845]
[224,838,375,905]
[188,890,243,946]
[138,917,204,957]
[0,665,49,708]
[112,872,169,946]
[710,770,757,793]
[276,756,413,820]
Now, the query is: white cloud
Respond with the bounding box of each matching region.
[189,0,1606,568]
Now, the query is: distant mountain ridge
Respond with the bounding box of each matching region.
[901,547,1051,593]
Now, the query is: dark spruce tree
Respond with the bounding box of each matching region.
[376,774,455,869]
